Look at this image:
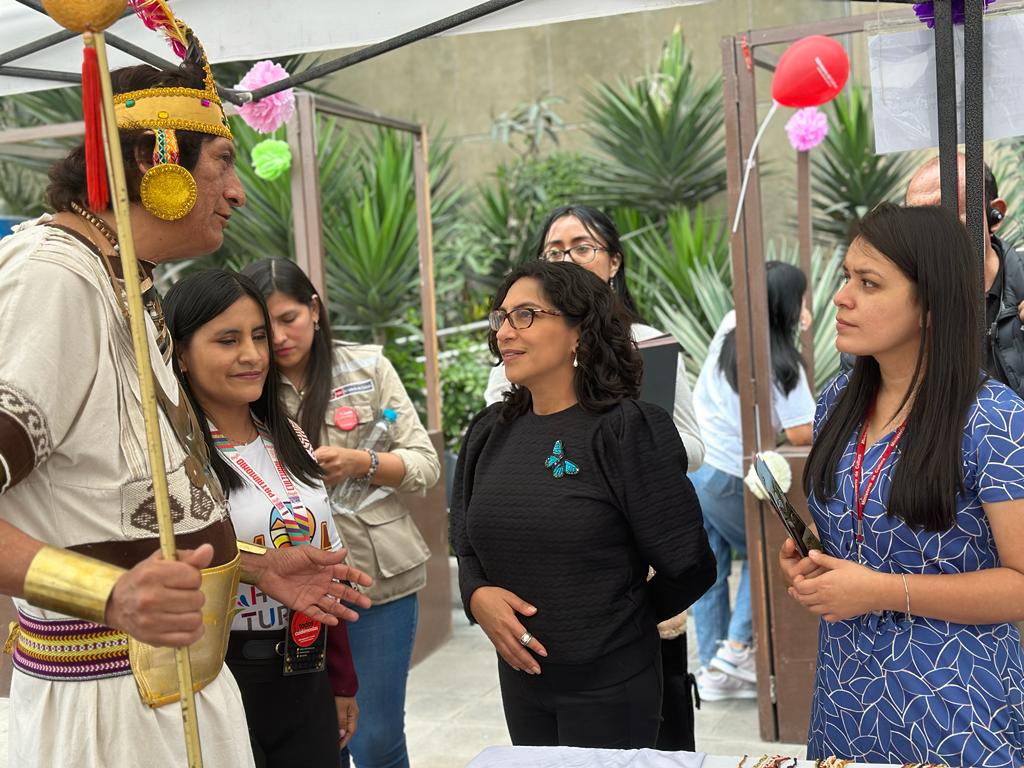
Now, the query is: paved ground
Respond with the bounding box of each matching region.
[405,606,804,768]
[403,560,803,767]
[0,561,801,766]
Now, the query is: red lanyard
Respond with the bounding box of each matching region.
[210,420,312,546]
[852,399,906,561]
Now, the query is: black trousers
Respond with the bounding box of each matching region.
[656,633,698,752]
[497,654,663,748]
[226,632,338,768]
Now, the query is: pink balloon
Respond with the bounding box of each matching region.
[771,35,850,108]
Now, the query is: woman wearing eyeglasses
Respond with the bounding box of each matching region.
[450,260,715,748]
[483,204,704,472]
[482,204,707,749]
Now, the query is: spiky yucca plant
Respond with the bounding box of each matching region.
[0,87,84,216]
[583,26,726,220]
[615,204,730,324]
[812,88,920,244]
[649,232,844,391]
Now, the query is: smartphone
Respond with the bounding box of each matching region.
[753,454,821,558]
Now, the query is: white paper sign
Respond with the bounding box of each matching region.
[869,14,1024,154]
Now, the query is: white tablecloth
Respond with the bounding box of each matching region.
[466,747,904,768]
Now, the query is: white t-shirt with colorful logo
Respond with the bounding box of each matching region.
[225,436,343,632]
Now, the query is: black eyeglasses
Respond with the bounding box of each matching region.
[540,244,607,265]
[488,307,563,331]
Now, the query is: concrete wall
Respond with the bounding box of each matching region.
[317,1,904,244]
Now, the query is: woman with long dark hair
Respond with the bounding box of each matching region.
[164,269,361,767]
[484,204,704,470]
[782,204,1024,767]
[451,260,715,748]
[690,261,814,701]
[241,258,439,768]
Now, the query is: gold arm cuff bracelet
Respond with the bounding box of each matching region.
[236,540,268,584]
[23,546,125,624]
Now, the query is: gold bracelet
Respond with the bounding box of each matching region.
[22,546,125,624]
[236,540,268,584]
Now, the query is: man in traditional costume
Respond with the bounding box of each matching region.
[0,9,370,767]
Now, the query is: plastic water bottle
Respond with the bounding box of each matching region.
[330,408,398,514]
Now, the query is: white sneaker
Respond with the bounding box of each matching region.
[696,667,757,701]
[708,641,757,683]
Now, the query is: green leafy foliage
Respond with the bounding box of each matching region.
[989,140,1024,250]
[812,88,920,243]
[616,204,730,324]
[583,25,726,219]
[457,151,596,309]
[0,87,83,216]
[649,228,845,392]
[436,91,594,328]
[439,334,492,451]
[490,95,566,158]
[323,127,461,344]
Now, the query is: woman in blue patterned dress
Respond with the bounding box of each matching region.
[779,203,1024,768]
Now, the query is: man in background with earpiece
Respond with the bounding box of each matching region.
[904,154,1024,397]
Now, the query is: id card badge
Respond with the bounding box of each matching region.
[283,610,327,676]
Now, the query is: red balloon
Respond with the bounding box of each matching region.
[771,35,850,108]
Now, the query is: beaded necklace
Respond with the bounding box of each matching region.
[67,202,217,498]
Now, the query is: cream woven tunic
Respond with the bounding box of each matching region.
[0,219,254,768]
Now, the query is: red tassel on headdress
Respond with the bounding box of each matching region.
[81,42,109,211]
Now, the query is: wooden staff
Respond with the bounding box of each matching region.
[39,0,206,758]
[88,28,205,767]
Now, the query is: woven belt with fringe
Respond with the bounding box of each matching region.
[5,609,131,681]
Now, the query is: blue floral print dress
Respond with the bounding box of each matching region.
[806,373,1024,768]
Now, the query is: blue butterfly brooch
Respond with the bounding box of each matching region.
[545,440,580,478]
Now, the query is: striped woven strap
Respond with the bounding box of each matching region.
[7,609,131,682]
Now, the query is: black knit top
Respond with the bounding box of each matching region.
[450,399,715,689]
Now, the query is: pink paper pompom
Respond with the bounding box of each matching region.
[785,107,828,152]
[236,61,296,134]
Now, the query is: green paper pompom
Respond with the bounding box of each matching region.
[251,139,292,181]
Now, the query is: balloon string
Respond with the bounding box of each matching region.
[731,100,779,234]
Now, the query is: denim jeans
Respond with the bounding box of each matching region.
[340,593,419,768]
[690,464,753,668]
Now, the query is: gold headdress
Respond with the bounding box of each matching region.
[113,1,233,220]
[40,0,231,219]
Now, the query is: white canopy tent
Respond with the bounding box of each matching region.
[0,0,708,97]
[0,0,711,666]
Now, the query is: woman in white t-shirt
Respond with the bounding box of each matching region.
[691,261,815,701]
[165,269,360,768]
[484,204,704,471]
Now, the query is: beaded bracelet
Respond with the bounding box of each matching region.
[364,449,380,481]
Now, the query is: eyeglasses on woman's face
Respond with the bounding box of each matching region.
[488,307,563,332]
[539,244,607,266]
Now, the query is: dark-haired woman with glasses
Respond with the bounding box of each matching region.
[451,260,715,748]
[484,204,704,471]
